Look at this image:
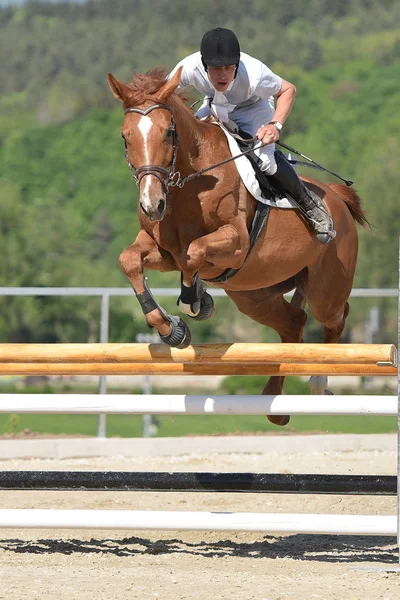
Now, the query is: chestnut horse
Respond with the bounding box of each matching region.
[108,67,369,425]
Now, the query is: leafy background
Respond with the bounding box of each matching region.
[1,0,399,344]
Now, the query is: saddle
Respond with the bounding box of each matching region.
[206,115,290,205]
[204,127,276,284]
[234,129,291,205]
[203,121,314,284]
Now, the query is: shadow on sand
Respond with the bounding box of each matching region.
[0,534,398,564]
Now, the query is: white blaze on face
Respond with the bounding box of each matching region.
[137,115,154,207]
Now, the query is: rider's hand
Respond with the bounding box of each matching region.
[256,123,280,145]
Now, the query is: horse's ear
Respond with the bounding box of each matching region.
[108,73,130,103]
[158,66,183,103]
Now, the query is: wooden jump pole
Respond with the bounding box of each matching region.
[0,343,396,365]
[0,362,396,376]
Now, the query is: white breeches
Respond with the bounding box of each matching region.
[230,99,277,175]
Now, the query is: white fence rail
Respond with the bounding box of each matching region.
[0,394,396,416]
[0,287,397,438]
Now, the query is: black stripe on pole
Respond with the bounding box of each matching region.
[0,472,395,495]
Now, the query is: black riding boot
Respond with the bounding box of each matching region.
[273,152,336,244]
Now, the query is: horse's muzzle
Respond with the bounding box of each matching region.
[140,197,166,222]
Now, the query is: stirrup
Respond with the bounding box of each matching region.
[315,228,337,245]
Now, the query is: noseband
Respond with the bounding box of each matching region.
[123,103,180,194]
[122,103,275,192]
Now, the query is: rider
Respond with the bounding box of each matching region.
[168,27,335,244]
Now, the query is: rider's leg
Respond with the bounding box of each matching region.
[272,151,336,244]
[255,147,336,245]
[232,102,336,245]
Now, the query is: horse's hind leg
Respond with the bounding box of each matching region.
[226,286,308,426]
[308,301,350,395]
[261,289,307,425]
[305,237,355,394]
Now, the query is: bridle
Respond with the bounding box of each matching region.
[122,102,271,191]
[122,101,354,197]
[123,103,181,194]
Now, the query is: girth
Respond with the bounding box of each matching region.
[203,201,271,284]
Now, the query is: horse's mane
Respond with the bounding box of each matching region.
[125,68,189,108]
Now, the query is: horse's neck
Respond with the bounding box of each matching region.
[172,99,214,173]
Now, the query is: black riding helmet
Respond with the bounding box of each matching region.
[200,27,241,71]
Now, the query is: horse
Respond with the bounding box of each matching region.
[107,66,369,426]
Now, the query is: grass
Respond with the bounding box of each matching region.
[0,413,396,438]
[0,382,396,438]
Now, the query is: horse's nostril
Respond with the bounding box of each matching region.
[157,199,166,214]
[140,202,149,216]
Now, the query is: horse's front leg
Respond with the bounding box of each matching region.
[177,224,248,322]
[183,223,248,273]
[119,229,191,348]
[177,273,216,322]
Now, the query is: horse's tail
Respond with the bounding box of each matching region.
[328,184,371,231]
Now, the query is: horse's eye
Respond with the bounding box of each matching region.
[166,128,174,138]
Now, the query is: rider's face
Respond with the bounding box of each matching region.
[207,65,236,91]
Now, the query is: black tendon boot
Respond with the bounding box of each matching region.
[273,152,336,244]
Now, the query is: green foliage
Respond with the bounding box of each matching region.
[0,1,399,123]
[0,1,399,343]
[220,375,310,395]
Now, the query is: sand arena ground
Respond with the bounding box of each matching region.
[0,436,399,600]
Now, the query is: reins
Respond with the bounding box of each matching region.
[123,103,269,190]
[123,102,353,191]
[168,138,269,189]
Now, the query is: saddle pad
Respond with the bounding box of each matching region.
[218,123,296,209]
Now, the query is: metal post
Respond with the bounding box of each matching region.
[142,376,153,438]
[398,239,400,562]
[136,332,159,437]
[364,306,380,391]
[97,293,110,438]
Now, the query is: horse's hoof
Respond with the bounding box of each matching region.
[189,291,216,321]
[324,389,334,395]
[267,415,290,426]
[159,315,192,349]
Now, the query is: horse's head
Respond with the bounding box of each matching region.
[108,68,183,222]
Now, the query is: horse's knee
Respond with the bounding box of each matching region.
[119,247,140,277]
[185,240,206,270]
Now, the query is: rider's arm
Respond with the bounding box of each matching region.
[272,79,296,124]
[195,96,212,119]
[256,70,296,144]
[268,78,297,129]
[167,54,211,119]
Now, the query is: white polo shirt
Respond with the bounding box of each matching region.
[168,51,282,123]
